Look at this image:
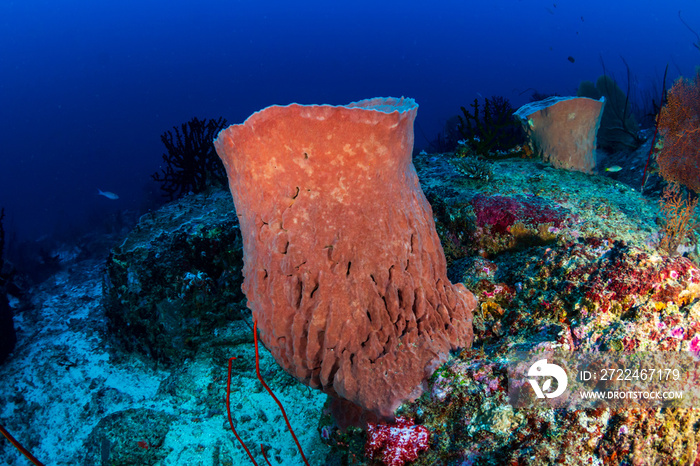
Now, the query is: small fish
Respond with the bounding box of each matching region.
[567,56,575,63]
[98,189,119,200]
[605,166,623,173]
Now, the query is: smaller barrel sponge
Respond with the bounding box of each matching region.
[214,97,476,422]
[513,96,605,173]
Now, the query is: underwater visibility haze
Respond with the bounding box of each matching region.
[0,0,698,241]
[1,1,700,465]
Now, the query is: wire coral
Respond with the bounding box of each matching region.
[0,423,44,465]
[657,72,700,193]
[225,320,309,466]
[152,117,229,200]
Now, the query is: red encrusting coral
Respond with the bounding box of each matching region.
[470,194,568,234]
[365,417,430,466]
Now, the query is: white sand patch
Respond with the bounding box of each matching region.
[0,258,329,465]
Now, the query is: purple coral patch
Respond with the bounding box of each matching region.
[470,194,568,234]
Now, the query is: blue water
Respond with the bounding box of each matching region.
[0,0,698,245]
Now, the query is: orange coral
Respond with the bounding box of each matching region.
[658,182,698,256]
[657,72,700,193]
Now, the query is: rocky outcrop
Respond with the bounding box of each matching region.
[103,189,246,363]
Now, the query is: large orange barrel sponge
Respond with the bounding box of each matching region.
[214,97,475,420]
[514,96,605,173]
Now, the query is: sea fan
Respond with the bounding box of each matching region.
[657,73,700,193]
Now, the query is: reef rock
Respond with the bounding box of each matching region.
[214,97,476,420]
[0,286,15,363]
[103,189,246,363]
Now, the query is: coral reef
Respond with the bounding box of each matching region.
[412,239,700,465]
[427,185,575,263]
[214,97,476,422]
[152,117,229,200]
[457,96,526,158]
[469,193,571,255]
[323,152,700,465]
[5,122,700,464]
[657,72,700,193]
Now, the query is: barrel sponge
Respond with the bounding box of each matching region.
[514,96,605,174]
[214,97,476,420]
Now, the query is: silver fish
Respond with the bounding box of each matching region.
[97,189,119,200]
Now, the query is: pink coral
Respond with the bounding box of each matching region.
[470,194,568,234]
[690,336,700,357]
[365,417,430,466]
